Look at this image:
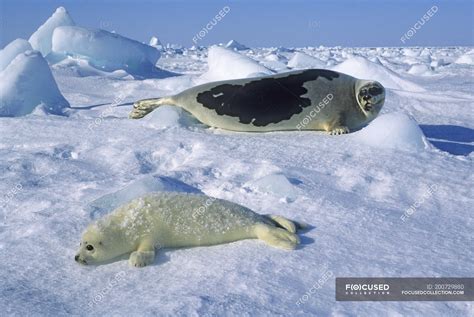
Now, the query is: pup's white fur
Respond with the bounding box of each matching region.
[76,193,304,267]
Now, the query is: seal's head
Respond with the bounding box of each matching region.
[75,223,126,265]
[355,80,385,119]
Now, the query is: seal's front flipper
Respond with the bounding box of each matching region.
[129,250,155,267]
[329,126,350,135]
[129,239,156,267]
[129,97,174,119]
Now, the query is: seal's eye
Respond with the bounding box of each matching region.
[361,89,367,95]
[86,245,94,251]
[368,86,383,96]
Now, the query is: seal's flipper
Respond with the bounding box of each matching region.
[265,214,308,232]
[255,224,300,250]
[266,215,297,233]
[129,97,175,119]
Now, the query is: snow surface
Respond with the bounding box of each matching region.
[1,9,473,315]
[29,7,75,57]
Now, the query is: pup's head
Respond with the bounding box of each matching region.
[355,80,385,119]
[74,224,125,265]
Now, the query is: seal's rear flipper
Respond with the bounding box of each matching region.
[264,214,308,233]
[255,224,300,250]
[129,97,174,119]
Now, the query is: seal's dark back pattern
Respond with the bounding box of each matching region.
[195,69,340,126]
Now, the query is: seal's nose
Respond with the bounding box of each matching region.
[75,255,79,262]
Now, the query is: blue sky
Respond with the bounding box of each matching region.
[0,0,473,48]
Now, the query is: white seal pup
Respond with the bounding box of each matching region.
[129,69,385,134]
[75,192,305,267]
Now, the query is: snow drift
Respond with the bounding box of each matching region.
[0,50,69,116]
[352,112,428,151]
[28,7,75,57]
[244,173,297,203]
[287,51,326,69]
[407,64,435,76]
[198,46,273,83]
[0,38,32,72]
[332,55,424,92]
[51,26,161,75]
[454,53,474,65]
[86,175,201,218]
[141,106,184,130]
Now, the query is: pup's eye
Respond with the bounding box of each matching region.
[86,245,94,251]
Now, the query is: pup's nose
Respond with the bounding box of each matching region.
[75,255,79,262]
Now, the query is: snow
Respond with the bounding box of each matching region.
[244,173,297,203]
[287,51,326,69]
[352,112,429,151]
[259,53,288,71]
[197,46,273,83]
[332,55,425,92]
[225,40,249,51]
[149,36,161,47]
[51,26,161,76]
[141,105,185,129]
[0,38,32,72]
[0,50,69,116]
[148,36,163,50]
[407,63,435,76]
[430,58,448,68]
[86,175,201,219]
[0,7,473,316]
[455,52,474,65]
[28,7,75,57]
